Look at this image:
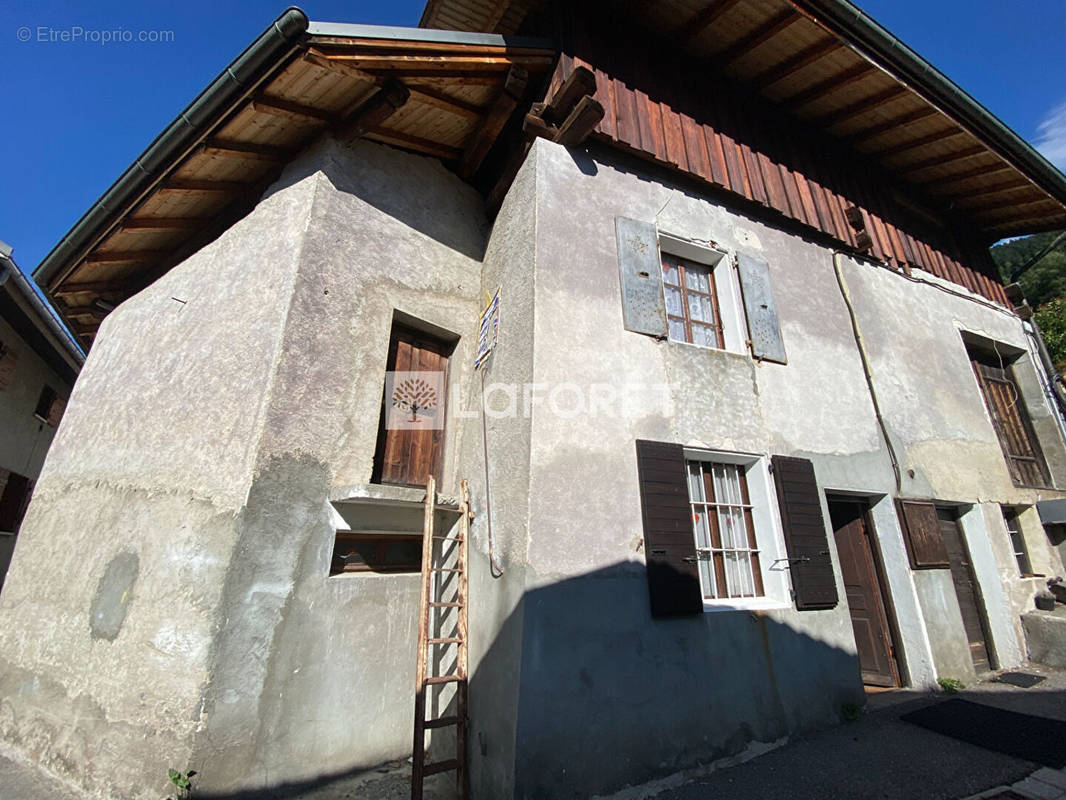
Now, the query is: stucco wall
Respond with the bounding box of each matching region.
[0,137,488,799]
[480,139,1065,797]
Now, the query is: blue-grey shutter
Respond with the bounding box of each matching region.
[736,253,787,364]
[615,218,668,337]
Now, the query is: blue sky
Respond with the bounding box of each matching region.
[2,0,1065,278]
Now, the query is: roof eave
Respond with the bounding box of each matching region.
[786,0,1066,229]
[32,6,311,291]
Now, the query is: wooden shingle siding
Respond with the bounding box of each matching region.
[547,16,1009,306]
[770,456,838,610]
[635,440,703,617]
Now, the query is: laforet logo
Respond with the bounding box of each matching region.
[385,371,446,430]
[392,376,439,423]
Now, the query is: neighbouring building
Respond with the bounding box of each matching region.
[2,1,1066,798]
[0,242,82,586]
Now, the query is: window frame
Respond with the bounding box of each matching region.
[681,448,792,611]
[657,234,747,355]
[662,254,725,349]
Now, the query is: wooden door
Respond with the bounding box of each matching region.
[830,499,899,687]
[372,325,451,487]
[936,508,992,673]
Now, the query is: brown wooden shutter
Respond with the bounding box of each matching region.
[771,455,838,610]
[635,440,702,617]
[895,499,949,569]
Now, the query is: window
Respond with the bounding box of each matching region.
[1002,507,1034,576]
[662,253,724,348]
[330,531,422,575]
[685,458,764,599]
[0,469,34,534]
[968,346,1050,488]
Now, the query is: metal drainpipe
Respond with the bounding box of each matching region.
[832,252,903,493]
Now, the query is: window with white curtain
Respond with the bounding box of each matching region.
[686,458,764,600]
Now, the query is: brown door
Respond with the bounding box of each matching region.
[936,508,992,673]
[830,499,899,687]
[372,324,451,487]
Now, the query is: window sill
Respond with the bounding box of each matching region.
[703,597,792,613]
[665,337,748,360]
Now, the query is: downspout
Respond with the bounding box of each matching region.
[832,252,903,493]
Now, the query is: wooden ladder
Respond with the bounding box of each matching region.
[412,476,470,800]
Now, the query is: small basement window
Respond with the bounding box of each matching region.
[330,531,422,575]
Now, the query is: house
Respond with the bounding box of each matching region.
[0,242,82,586]
[2,0,1066,798]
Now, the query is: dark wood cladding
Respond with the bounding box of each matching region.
[544,10,1009,307]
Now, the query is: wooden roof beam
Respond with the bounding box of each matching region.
[953,179,1035,202]
[713,9,801,68]
[671,0,746,46]
[555,95,605,147]
[121,217,209,231]
[306,50,484,120]
[750,38,838,90]
[317,54,551,72]
[365,128,463,160]
[200,139,292,162]
[899,145,986,176]
[458,64,527,179]
[252,95,337,124]
[844,107,939,146]
[781,62,876,110]
[334,79,411,144]
[81,250,171,266]
[541,66,597,126]
[813,85,908,127]
[160,179,251,193]
[922,162,1013,188]
[54,280,133,297]
[873,127,966,160]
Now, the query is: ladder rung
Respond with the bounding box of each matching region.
[428,637,463,644]
[429,601,463,607]
[433,535,463,542]
[431,568,462,572]
[425,675,463,685]
[424,715,459,729]
[422,759,458,776]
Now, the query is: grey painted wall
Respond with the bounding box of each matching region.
[469,139,1065,797]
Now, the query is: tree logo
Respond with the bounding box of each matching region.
[385,371,445,430]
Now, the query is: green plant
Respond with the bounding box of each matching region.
[937,677,965,694]
[167,768,196,800]
[841,701,863,722]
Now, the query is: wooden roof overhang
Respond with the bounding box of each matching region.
[422,0,1066,241]
[34,13,554,348]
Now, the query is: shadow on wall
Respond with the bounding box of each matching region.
[316,139,489,263]
[194,561,864,799]
[472,561,865,799]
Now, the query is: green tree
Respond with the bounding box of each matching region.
[1035,298,1066,374]
[991,230,1066,307]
